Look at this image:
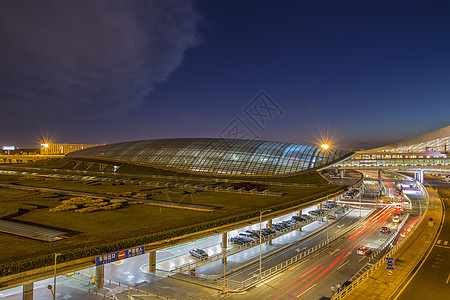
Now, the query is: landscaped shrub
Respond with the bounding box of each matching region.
[0,185,347,277]
[50,196,137,213]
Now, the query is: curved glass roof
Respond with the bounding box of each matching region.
[67,138,354,176]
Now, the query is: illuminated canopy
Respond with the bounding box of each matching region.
[67,138,354,176]
[367,125,450,153]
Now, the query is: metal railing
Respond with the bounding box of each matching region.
[368,214,410,261]
[331,185,430,300]
[220,208,374,290]
[170,209,339,274]
[170,204,347,274]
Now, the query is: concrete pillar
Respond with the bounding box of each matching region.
[414,171,424,183]
[267,219,273,245]
[22,283,33,300]
[339,169,345,179]
[149,251,156,273]
[297,210,303,231]
[95,264,104,288]
[378,169,383,196]
[222,232,227,264]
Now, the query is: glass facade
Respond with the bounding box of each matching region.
[67,138,354,176]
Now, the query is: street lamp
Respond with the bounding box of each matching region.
[222,233,227,294]
[359,187,362,218]
[48,253,61,300]
[259,209,272,281]
[326,195,329,244]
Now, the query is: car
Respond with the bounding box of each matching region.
[392,216,400,223]
[356,246,372,255]
[281,220,295,228]
[189,248,208,259]
[272,224,283,231]
[308,210,320,216]
[380,226,390,234]
[315,209,325,215]
[244,230,260,238]
[292,215,306,222]
[327,214,338,219]
[277,222,290,229]
[230,236,253,245]
[255,229,270,237]
[261,228,276,235]
[302,214,312,220]
[239,232,257,239]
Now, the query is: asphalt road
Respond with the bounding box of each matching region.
[224,205,400,300]
[395,177,450,300]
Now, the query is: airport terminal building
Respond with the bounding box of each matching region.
[66,138,354,177]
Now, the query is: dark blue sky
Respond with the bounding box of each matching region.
[0,0,449,149]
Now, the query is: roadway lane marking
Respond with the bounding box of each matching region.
[296,283,317,298]
[444,241,448,246]
[337,260,350,270]
[446,273,450,284]
[435,244,450,249]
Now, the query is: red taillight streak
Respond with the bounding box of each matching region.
[288,212,390,298]
[292,212,392,298]
[271,266,325,300]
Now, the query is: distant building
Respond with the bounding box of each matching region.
[40,143,99,155]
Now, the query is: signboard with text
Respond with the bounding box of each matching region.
[2,146,15,151]
[95,246,145,266]
[385,257,394,270]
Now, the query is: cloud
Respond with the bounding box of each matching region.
[0,0,200,120]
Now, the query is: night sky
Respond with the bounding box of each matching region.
[0,0,449,150]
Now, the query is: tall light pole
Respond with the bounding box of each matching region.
[359,187,362,218]
[259,209,271,281]
[222,233,226,295]
[48,253,60,300]
[326,195,329,243]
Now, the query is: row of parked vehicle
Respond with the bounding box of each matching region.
[229,227,277,245]
[229,202,340,245]
[307,201,339,216]
[343,188,360,199]
[190,201,341,255]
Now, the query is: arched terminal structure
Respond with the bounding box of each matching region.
[66,138,354,177]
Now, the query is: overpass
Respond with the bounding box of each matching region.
[335,125,450,183]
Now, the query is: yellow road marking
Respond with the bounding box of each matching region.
[434,244,450,249]
[446,273,450,284]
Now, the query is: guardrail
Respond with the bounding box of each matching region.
[220,208,374,290]
[170,207,342,274]
[331,184,429,300]
[368,214,410,261]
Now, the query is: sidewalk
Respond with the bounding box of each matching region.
[344,188,443,300]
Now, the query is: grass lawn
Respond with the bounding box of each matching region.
[0,170,341,269]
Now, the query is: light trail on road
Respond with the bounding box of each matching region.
[263,205,395,300]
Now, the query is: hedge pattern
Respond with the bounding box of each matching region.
[0,185,345,277]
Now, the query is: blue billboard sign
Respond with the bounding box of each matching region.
[385,257,394,270]
[95,246,145,266]
[2,146,15,150]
